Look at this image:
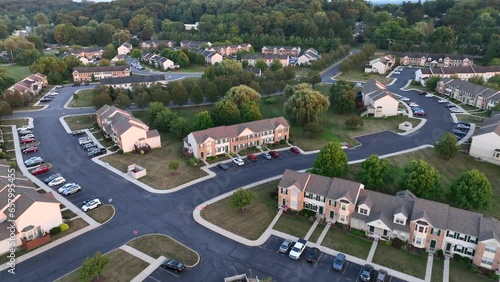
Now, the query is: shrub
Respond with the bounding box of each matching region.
[59,223,70,232]
[50,226,61,235]
[384,240,391,246]
[0,143,5,149]
[470,264,479,273]
[264,97,277,104]
[335,222,344,229]
[350,229,365,237]
[304,122,324,138]
[298,209,316,218]
[188,158,199,167]
[461,256,472,265]
[206,156,216,162]
[391,238,405,250]
[308,216,315,221]
[117,149,123,154]
[229,152,236,157]
[345,116,364,128]
[490,271,500,280]
[279,139,286,145]
[437,249,444,259]
[453,253,463,261]
[8,161,17,169]
[0,152,7,159]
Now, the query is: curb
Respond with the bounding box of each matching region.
[88,204,116,225]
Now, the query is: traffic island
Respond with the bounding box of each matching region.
[87,204,116,224]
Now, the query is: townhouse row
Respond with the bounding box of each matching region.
[278,169,500,270]
[436,78,500,110]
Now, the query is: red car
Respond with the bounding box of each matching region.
[414,111,426,117]
[22,147,38,154]
[247,154,257,162]
[21,138,36,144]
[290,147,301,154]
[269,151,279,158]
[31,166,49,175]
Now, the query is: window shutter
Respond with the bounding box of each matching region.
[431,228,434,234]
[334,201,337,207]
[437,230,441,236]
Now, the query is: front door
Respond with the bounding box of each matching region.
[201,152,204,158]
[319,206,323,214]
[282,198,286,206]
[430,240,436,250]
[329,211,334,219]
[383,229,388,236]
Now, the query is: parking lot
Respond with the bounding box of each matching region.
[210,148,301,173]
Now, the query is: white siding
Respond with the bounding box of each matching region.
[469,133,500,165]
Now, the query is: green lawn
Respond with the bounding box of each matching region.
[335,70,393,85]
[432,258,494,282]
[201,180,278,240]
[0,119,29,127]
[127,234,199,266]
[69,89,94,108]
[273,213,314,238]
[308,223,326,243]
[2,64,31,82]
[372,244,427,279]
[321,226,372,259]
[454,114,485,124]
[87,205,115,224]
[260,95,420,151]
[177,65,206,73]
[63,114,97,131]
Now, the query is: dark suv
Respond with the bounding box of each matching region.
[89,148,107,157]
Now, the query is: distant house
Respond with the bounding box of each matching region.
[208,44,253,57]
[7,73,48,95]
[72,66,130,82]
[100,75,167,90]
[180,40,211,49]
[198,50,223,65]
[184,22,199,31]
[142,53,175,70]
[361,79,399,117]
[183,117,290,159]
[364,55,395,74]
[117,42,133,55]
[96,105,161,153]
[139,40,175,49]
[0,160,62,254]
[111,54,126,64]
[296,48,321,66]
[436,78,500,110]
[469,115,500,165]
[399,53,474,68]
[416,66,500,84]
[243,67,262,77]
[11,26,32,37]
[241,54,289,67]
[261,46,301,57]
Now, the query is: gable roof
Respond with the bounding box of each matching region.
[100,74,166,85]
[362,79,397,101]
[473,113,500,137]
[242,54,289,60]
[73,66,129,73]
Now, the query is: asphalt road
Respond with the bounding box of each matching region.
[0,66,456,281]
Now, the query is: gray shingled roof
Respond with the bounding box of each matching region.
[100,74,166,85]
[411,198,450,229]
[242,54,289,60]
[73,66,129,73]
[278,169,310,192]
[479,217,500,242]
[447,207,482,237]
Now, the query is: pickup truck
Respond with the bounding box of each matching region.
[289,238,307,260]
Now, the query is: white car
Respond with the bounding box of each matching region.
[79,139,93,145]
[425,93,433,98]
[55,85,64,89]
[393,71,401,75]
[409,102,419,107]
[58,183,77,193]
[450,107,463,113]
[232,158,244,166]
[82,199,102,212]
[48,177,66,187]
[17,125,33,131]
[399,97,410,102]
[289,239,307,260]
[438,99,448,103]
[63,185,81,196]
[20,134,35,139]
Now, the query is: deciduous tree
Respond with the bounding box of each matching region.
[434,132,458,159]
[191,84,204,105]
[92,92,112,109]
[0,101,13,117]
[153,108,178,132]
[210,99,240,126]
[449,170,492,210]
[283,83,330,126]
[171,83,189,107]
[148,102,165,123]
[192,111,214,131]
[225,85,261,108]
[399,160,441,199]
[270,59,283,71]
[330,80,356,113]
[168,160,180,175]
[358,155,391,190]
[4,91,24,108]
[425,76,441,91]
[240,101,263,122]
[170,117,190,138]
[229,188,255,211]
[135,91,150,109]
[255,59,267,71]
[79,252,109,282]
[114,93,131,109]
[312,142,348,177]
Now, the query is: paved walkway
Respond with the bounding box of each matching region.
[424,253,434,282]
[131,256,165,282]
[315,222,331,245]
[119,245,156,264]
[366,239,378,262]
[304,218,320,241]
[443,256,450,282]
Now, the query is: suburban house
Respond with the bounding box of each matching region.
[100,74,167,90]
[111,54,126,64]
[296,48,321,66]
[364,55,395,74]
[139,40,175,49]
[117,42,133,55]
[96,105,161,153]
[399,53,474,68]
[469,114,500,165]
[7,73,47,95]
[11,26,32,37]
[180,40,211,49]
[142,53,175,70]
[69,47,104,60]
[197,50,223,65]
[243,67,262,77]
[277,169,500,270]
[72,66,131,82]
[183,117,290,159]
[436,78,500,110]
[184,22,199,30]
[208,43,253,57]
[415,66,500,83]
[241,54,289,67]
[361,79,399,117]
[261,46,301,57]
[0,160,62,254]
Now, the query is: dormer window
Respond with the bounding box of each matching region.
[359,208,369,215]
[394,217,405,225]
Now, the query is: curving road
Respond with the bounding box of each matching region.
[0,66,456,281]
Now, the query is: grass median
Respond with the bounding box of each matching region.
[69,89,94,108]
[201,180,278,240]
[372,243,427,279]
[87,205,115,224]
[63,114,97,131]
[320,225,372,259]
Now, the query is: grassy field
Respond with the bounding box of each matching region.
[176,65,206,73]
[373,244,427,279]
[321,226,372,259]
[127,234,199,266]
[335,70,393,85]
[201,180,278,240]
[2,64,31,82]
[432,258,494,282]
[260,95,420,151]
[273,213,315,238]
[308,223,327,243]
[57,249,149,282]
[63,114,97,131]
[455,114,486,124]
[0,119,29,127]
[87,205,115,224]
[69,89,94,108]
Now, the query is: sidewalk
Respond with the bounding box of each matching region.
[366,239,378,262]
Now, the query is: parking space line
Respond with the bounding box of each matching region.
[147,276,161,282]
[159,268,180,277]
[313,253,323,268]
[342,262,349,275]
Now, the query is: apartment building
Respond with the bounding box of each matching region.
[140,40,175,49]
[208,43,253,57]
[399,53,473,68]
[100,74,167,90]
[416,66,500,83]
[7,73,47,95]
[72,66,131,82]
[361,79,400,117]
[241,54,289,67]
[261,46,301,57]
[436,78,500,110]
[277,169,500,270]
[183,117,290,159]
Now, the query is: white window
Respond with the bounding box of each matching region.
[341,204,347,211]
[485,244,497,253]
[415,237,424,245]
[494,152,500,160]
[395,217,405,225]
[482,257,494,265]
[359,208,368,215]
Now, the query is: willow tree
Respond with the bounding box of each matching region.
[283,84,330,126]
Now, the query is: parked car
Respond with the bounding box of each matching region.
[62,184,81,196]
[269,151,279,158]
[22,146,38,154]
[17,125,33,131]
[31,166,50,175]
[72,130,86,136]
[58,183,77,193]
[456,124,471,130]
[376,269,388,282]
[83,143,97,150]
[425,93,433,98]
[232,158,244,166]
[290,147,301,154]
[332,253,346,271]
[82,198,102,212]
[414,111,426,117]
[21,137,36,144]
[44,173,61,184]
[40,97,53,102]
[21,134,35,140]
[247,154,257,162]
[48,177,66,187]
[306,247,320,263]
[449,107,462,113]
[360,264,375,282]
[409,102,419,107]
[55,85,64,89]
[398,96,410,102]
[217,163,229,171]
[79,139,93,146]
[418,91,426,95]
[18,130,33,136]
[452,129,467,136]
[78,136,91,142]
[72,82,81,87]
[438,99,448,103]
[445,103,456,108]
[289,239,307,260]
[161,259,185,273]
[458,121,471,126]
[88,148,107,157]
[25,157,43,167]
[261,152,272,160]
[454,134,464,140]
[393,71,401,75]
[279,240,292,254]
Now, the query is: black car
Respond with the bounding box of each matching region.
[73,82,81,87]
[72,130,86,136]
[40,97,53,102]
[44,173,61,184]
[89,148,107,157]
[452,129,466,136]
[160,259,185,272]
[83,143,97,150]
[306,247,320,263]
[217,163,229,170]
